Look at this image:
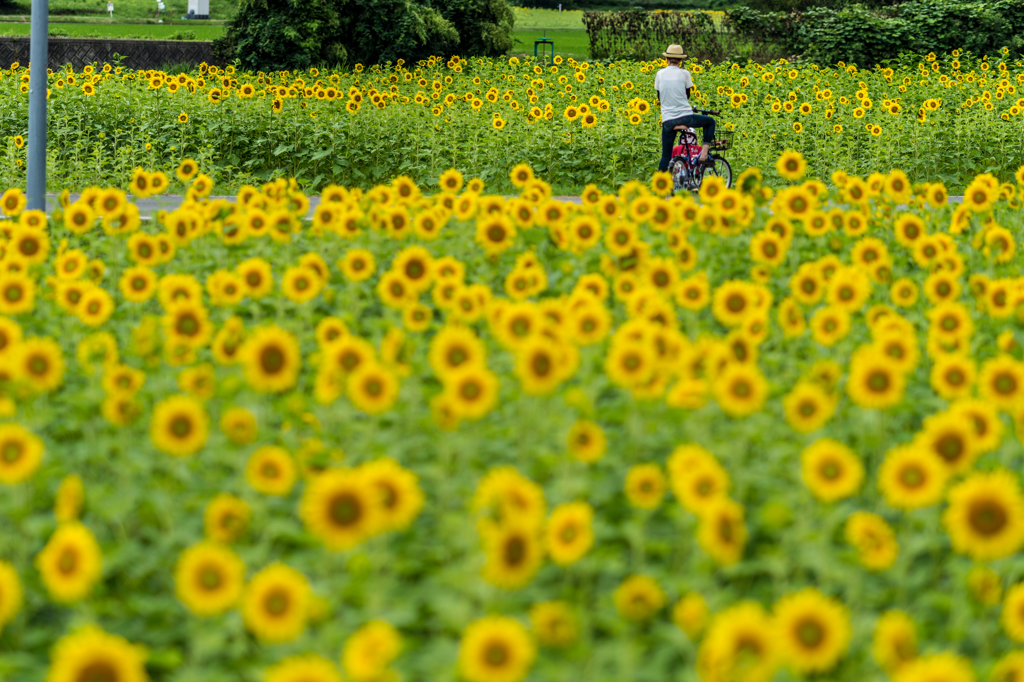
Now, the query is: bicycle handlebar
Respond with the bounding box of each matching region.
[695,108,721,116]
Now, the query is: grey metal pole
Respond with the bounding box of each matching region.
[26,0,48,210]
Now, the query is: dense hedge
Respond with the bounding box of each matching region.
[729,0,1024,67]
[582,8,784,62]
[516,0,733,10]
[219,0,514,71]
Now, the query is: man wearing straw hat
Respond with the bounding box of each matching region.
[655,44,715,172]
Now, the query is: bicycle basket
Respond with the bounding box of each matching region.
[709,130,735,151]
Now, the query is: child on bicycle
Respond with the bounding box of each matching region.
[655,44,716,173]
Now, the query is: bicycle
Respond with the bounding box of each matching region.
[666,109,734,194]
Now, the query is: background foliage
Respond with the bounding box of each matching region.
[583,8,780,62]
[728,0,1024,67]
[221,0,514,72]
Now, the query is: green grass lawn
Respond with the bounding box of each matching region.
[513,6,584,29]
[0,0,236,20]
[512,28,589,59]
[0,21,224,38]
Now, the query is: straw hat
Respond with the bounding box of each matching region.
[662,44,687,60]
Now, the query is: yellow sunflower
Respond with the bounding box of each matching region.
[773,588,851,674]
[241,325,301,393]
[624,463,666,509]
[174,541,245,616]
[698,601,779,682]
[35,521,103,602]
[341,620,401,682]
[204,493,251,543]
[845,511,898,571]
[246,446,298,496]
[0,423,44,484]
[346,362,400,415]
[712,363,768,417]
[846,347,905,409]
[943,469,1024,561]
[697,497,747,565]
[0,560,22,632]
[530,601,578,648]
[872,610,918,672]
[566,419,606,463]
[361,457,424,532]
[457,615,536,682]
[150,394,209,457]
[482,522,544,589]
[544,501,593,566]
[265,654,343,682]
[613,574,666,621]
[241,563,310,643]
[891,653,975,682]
[672,593,709,640]
[801,438,864,503]
[13,336,64,392]
[878,445,948,510]
[44,626,148,682]
[300,467,380,550]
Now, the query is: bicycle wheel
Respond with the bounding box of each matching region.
[700,155,732,189]
[667,155,689,195]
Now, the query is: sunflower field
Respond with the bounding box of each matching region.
[0,48,1022,194]
[2,149,1024,682]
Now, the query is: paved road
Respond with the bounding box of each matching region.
[43,192,965,219]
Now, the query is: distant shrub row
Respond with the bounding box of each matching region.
[729,0,1024,66]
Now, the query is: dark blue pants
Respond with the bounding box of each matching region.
[659,114,716,172]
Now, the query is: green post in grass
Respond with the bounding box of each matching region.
[534,37,554,64]
[27,0,48,210]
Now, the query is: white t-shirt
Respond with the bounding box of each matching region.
[654,66,693,120]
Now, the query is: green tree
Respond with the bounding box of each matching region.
[220,0,514,72]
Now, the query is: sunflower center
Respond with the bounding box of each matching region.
[531,354,552,377]
[76,661,119,682]
[58,547,78,574]
[460,380,481,401]
[867,371,890,392]
[995,373,1017,395]
[504,536,526,566]
[173,312,201,336]
[199,565,223,591]
[936,435,964,462]
[2,442,22,462]
[329,493,361,526]
[379,483,398,509]
[899,466,924,488]
[264,588,290,616]
[364,377,383,397]
[795,618,825,648]
[260,346,285,374]
[484,641,510,667]
[820,461,840,480]
[731,380,751,398]
[726,295,745,313]
[718,517,734,543]
[969,500,1008,536]
[170,416,192,438]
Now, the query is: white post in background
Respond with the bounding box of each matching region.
[26,0,47,210]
